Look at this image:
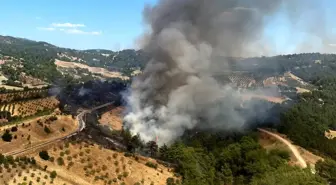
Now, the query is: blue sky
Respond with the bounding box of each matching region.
[0,0,157,50]
[0,0,335,53]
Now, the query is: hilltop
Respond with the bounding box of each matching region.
[0,35,148,90]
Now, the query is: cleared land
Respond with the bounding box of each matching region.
[0,156,69,185]
[0,96,59,119]
[28,141,177,185]
[325,130,336,139]
[296,87,311,93]
[242,94,287,104]
[55,59,129,80]
[259,129,323,169]
[98,107,124,131]
[0,115,77,154]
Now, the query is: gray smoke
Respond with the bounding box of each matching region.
[124,0,332,146]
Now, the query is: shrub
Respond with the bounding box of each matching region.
[124,152,133,157]
[2,130,12,142]
[166,178,175,185]
[118,174,123,180]
[49,157,55,162]
[44,126,51,134]
[145,162,158,169]
[114,161,119,166]
[39,151,50,161]
[11,126,18,132]
[113,153,118,159]
[102,165,107,171]
[50,171,57,179]
[57,157,64,166]
[123,172,129,177]
[65,149,70,155]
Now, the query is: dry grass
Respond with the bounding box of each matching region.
[12,97,59,117]
[242,94,286,104]
[31,141,176,185]
[296,87,311,93]
[0,161,68,185]
[325,130,336,139]
[55,59,129,80]
[98,107,124,131]
[0,115,77,154]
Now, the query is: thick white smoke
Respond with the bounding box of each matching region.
[123,0,331,146]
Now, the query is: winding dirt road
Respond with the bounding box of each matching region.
[258,128,307,168]
[4,102,114,156]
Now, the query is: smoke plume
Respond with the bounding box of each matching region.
[124,0,331,146]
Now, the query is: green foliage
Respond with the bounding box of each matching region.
[39,150,50,161]
[57,157,64,166]
[145,162,158,169]
[250,166,326,185]
[159,133,324,185]
[50,171,57,179]
[278,78,336,160]
[315,159,336,183]
[2,130,12,142]
[44,126,51,134]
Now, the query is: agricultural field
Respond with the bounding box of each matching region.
[0,154,67,185]
[27,141,177,185]
[0,96,59,119]
[0,89,48,104]
[0,115,77,154]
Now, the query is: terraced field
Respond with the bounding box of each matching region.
[0,97,59,118]
[0,89,48,104]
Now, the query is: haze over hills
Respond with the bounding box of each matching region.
[1,34,336,185]
[2,34,336,91]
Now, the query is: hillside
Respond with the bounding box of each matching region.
[0,35,147,89]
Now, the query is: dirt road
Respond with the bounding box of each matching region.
[4,102,114,156]
[258,128,307,168]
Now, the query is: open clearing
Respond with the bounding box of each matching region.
[26,141,177,185]
[296,87,311,93]
[325,130,336,139]
[55,59,130,80]
[98,107,124,131]
[0,115,77,154]
[242,94,287,104]
[258,129,323,168]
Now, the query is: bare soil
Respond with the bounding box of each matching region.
[98,107,124,131]
[55,59,129,80]
[296,87,311,93]
[325,130,336,139]
[258,129,323,168]
[30,141,177,185]
[0,115,77,154]
[242,94,286,104]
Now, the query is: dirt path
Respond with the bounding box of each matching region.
[258,128,307,168]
